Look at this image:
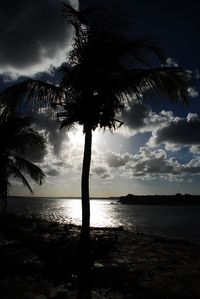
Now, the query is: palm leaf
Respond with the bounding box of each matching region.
[5,157,33,193]
[10,165,33,194]
[0,112,46,155]
[14,156,45,185]
[127,67,189,104]
[0,110,46,197]
[0,80,65,111]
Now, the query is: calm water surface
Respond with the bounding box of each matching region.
[7,197,200,242]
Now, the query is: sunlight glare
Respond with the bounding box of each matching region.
[62,199,118,227]
[68,126,101,148]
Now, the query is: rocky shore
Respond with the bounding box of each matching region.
[0,214,200,298]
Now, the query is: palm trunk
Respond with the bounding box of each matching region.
[81,126,92,240]
[78,126,92,299]
[0,190,7,214]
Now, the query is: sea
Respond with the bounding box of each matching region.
[7,197,200,242]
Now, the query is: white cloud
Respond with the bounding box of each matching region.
[188,86,198,98]
[102,146,200,182]
[165,57,179,67]
[190,145,200,154]
[106,152,133,167]
[120,104,175,137]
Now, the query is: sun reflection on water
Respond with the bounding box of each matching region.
[61,199,119,227]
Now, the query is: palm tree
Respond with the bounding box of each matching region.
[0,5,190,238]
[0,105,45,212]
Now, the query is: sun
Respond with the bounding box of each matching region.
[68,125,101,148]
[68,126,84,147]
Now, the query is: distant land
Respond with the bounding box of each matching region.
[8,196,118,200]
[119,193,200,205]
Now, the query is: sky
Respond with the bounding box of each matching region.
[1,0,200,197]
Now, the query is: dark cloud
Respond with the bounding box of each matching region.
[92,166,107,175]
[54,161,65,167]
[46,168,60,176]
[132,157,178,177]
[124,104,150,129]
[31,111,69,156]
[92,166,110,179]
[22,111,65,163]
[0,0,76,74]
[153,114,200,146]
[106,152,132,167]
[122,104,173,137]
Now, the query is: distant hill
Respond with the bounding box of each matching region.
[119,193,200,205]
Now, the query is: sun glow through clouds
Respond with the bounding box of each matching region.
[68,126,102,148]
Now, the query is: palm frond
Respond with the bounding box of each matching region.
[0,112,46,155]
[12,128,46,154]
[0,111,45,197]
[14,156,45,185]
[120,38,166,67]
[8,161,33,194]
[112,67,190,105]
[6,157,33,193]
[0,80,65,111]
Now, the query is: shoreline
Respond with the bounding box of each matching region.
[1,214,200,298]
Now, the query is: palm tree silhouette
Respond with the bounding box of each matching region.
[0,5,190,238]
[0,106,45,212]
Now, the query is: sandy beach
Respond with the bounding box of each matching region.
[0,214,200,298]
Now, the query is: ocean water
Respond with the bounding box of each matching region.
[7,197,200,242]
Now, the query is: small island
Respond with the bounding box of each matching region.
[119,193,200,205]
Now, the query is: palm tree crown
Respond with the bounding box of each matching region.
[60,5,189,131]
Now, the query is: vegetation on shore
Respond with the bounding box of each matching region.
[119,193,200,205]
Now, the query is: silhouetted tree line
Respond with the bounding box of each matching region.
[119,193,200,205]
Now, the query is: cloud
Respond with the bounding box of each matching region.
[31,111,69,156]
[149,113,200,149]
[46,168,60,176]
[164,58,198,98]
[190,145,200,154]
[121,104,174,137]
[188,87,199,98]
[165,57,179,67]
[106,152,133,167]
[0,0,78,78]
[91,166,111,179]
[103,146,200,182]
[127,147,180,178]
[123,104,150,129]
[183,157,200,174]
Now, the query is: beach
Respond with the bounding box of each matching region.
[0,214,200,298]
